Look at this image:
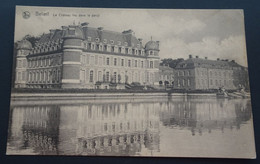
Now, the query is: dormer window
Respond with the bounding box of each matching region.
[150,51,153,55]
[91,43,95,50]
[104,45,107,51]
[103,39,107,44]
[128,48,132,54]
[99,45,103,51]
[131,49,134,55]
[111,46,115,52]
[110,40,114,44]
[88,37,91,42]
[95,38,100,42]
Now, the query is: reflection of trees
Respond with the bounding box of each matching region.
[160,98,252,136]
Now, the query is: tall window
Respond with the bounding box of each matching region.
[98,71,102,81]
[150,61,153,68]
[106,57,110,65]
[106,72,109,82]
[114,72,117,83]
[135,60,137,67]
[141,61,143,68]
[121,59,124,66]
[90,70,94,82]
[128,60,131,67]
[114,58,117,66]
[90,56,94,64]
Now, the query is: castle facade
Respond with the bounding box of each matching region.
[14,23,160,89]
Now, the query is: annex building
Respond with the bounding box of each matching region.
[172,55,249,90]
[14,23,160,89]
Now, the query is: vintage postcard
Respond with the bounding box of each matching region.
[7,6,256,158]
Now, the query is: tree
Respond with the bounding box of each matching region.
[22,34,41,47]
[160,58,184,68]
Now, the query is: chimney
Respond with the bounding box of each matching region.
[97,27,104,31]
[231,60,235,62]
[138,38,143,45]
[122,29,134,35]
[217,58,220,61]
[61,26,67,30]
[81,22,89,27]
[189,55,192,59]
[205,57,208,60]
[195,56,199,58]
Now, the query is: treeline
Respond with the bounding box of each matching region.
[160,58,184,68]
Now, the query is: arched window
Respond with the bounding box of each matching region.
[90,70,94,82]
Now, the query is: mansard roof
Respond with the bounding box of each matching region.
[175,57,244,69]
[35,24,143,49]
[159,65,174,72]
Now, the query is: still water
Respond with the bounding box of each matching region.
[6,96,255,158]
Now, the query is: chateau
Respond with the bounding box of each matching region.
[14,23,160,89]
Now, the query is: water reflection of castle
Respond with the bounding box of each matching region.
[7,98,251,155]
[8,106,60,155]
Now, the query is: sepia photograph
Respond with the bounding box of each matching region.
[6,6,256,158]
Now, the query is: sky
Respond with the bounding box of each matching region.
[15,6,248,66]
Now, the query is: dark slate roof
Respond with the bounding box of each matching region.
[175,58,244,69]
[35,25,143,49]
[159,65,174,71]
[145,40,159,51]
[37,30,63,44]
[83,27,142,49]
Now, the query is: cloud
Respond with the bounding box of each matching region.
[100,10,206,41]
[160,35,247,67]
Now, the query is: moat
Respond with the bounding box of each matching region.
[6,96,255,158]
